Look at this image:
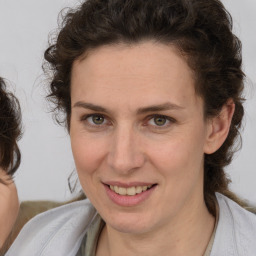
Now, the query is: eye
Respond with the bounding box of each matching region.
[151,116,167,126]
[82,114,107,126]
[90,115,105,125]
[147,115,174,128]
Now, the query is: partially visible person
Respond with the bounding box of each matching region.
[0,78,84,255]
[0,77,21,250]
[0,171,19,255]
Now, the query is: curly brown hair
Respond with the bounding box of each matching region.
[0,78,22,181]
[44,0,245,214]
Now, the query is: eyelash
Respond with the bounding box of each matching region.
[80,113,176,130]
[80,114,110,129]
[145,114,176,129]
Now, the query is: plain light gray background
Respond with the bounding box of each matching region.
[0,0,255,204]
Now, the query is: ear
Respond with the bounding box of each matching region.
[204,99,235,154]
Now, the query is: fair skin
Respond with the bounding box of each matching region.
[0,169,19,248]
[70,41,234,256]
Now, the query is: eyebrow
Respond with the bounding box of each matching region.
[73,102,107,112]
[136,102,184,114]
[73,101,184,114]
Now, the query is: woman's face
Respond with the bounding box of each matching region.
[70,42,212,234]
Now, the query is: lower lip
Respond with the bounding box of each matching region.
[104,184,157,207]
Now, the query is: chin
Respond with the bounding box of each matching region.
[103,210,155,234]
[110,222,151,234]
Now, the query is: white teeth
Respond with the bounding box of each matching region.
[109,185,153,196]
[118,187,127,195]
[127,187,136,196]
[135,186,142,194]
[114,186,119,193]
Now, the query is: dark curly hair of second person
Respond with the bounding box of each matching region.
[0,77,22,181]
[44,0,245,215]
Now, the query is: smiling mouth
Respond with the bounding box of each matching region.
[108,184,156,196]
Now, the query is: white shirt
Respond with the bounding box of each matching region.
[5,193,256,256]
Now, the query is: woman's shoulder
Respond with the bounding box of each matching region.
[5,198,97,256]
[216,192,256,220]
[211,193,256,255]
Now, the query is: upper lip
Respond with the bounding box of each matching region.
[103,181,156,188]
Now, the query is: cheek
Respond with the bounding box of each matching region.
[150,130,206,179]
[70,135,105,198]
[70,133,107,177]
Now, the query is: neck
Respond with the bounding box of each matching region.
[96,196,215,256]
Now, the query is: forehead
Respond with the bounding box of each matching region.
[71,42,200,111]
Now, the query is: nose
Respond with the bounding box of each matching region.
[107,125,145,174]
